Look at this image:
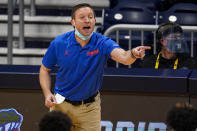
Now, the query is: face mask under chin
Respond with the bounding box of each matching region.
[75,29,93,40]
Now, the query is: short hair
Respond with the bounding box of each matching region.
[71,3,96,19]
[156,22,183,53]
[166,103,197,131]
[39,111,72,131]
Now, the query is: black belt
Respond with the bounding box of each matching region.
[65,92,98,106]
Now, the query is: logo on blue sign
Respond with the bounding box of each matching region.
[0,109,23,131]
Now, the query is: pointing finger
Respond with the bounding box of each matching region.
[140,46,151,51]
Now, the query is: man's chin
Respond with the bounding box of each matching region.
[83,33,92,36]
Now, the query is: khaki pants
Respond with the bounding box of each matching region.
[50,93,101,131]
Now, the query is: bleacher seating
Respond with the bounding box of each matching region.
[158,3,197,25]
[1,0,197,65]
[155,0,197,11]
[0,0,109,8]
[99,0,156,34]
[97,0,156,68]
[0,0,109,65]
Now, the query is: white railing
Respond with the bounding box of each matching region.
[104,24,197,68]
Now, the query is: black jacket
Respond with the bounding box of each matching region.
[140,54,197,69]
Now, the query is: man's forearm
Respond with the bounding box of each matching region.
[111,48,136,65]
[110,46,150,65]
[39,67,52,98]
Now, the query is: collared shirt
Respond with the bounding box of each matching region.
[42,31,120,100]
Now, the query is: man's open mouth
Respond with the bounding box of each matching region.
[83,26,91,30]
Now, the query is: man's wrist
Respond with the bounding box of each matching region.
[130,49,137,59]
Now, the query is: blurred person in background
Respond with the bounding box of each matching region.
[39,3,150,131]
[39,111,72,131]
[166,102,197,131]
[140,22,197,69]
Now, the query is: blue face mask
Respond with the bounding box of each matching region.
[75,29,93,40]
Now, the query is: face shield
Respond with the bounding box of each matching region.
[164,33,189,54]
[160,24,190,54]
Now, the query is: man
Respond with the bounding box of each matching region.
[140,22,197,69]
[39,111,72,131]
[39,3,150,131]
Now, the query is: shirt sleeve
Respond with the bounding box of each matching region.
[102,36,120,58]
[42,40,57,69]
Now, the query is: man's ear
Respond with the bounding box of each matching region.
[71,19,75,27]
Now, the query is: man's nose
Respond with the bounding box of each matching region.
[84,17,90,22]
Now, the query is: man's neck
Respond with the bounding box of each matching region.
[75,35,90,48]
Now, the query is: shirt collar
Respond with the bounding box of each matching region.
[69,30,96,49]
